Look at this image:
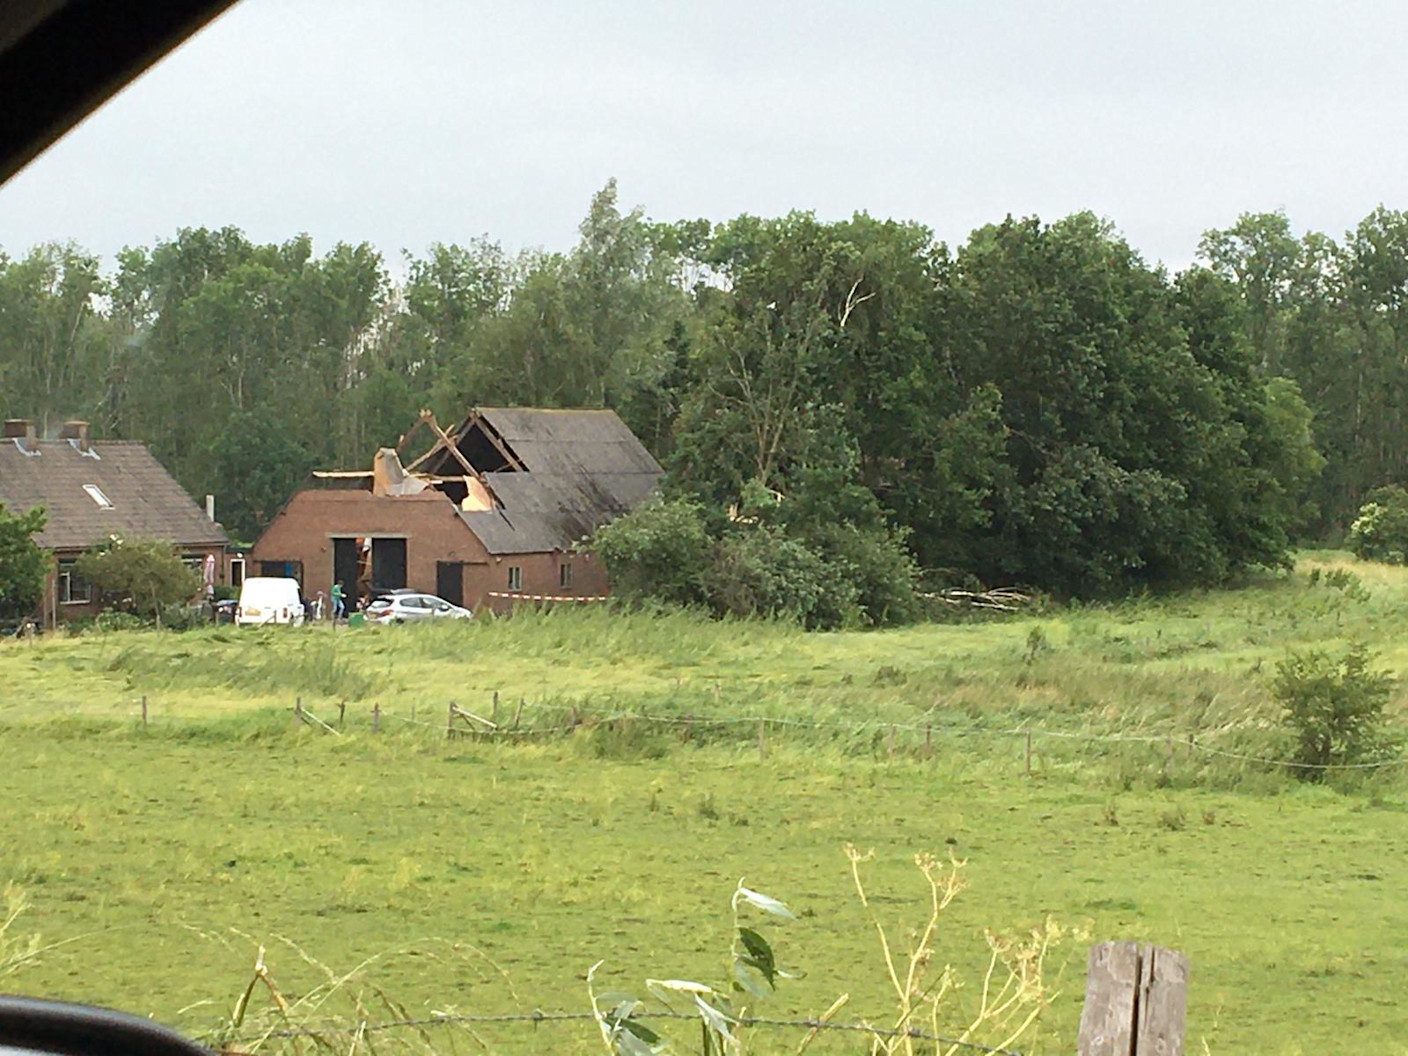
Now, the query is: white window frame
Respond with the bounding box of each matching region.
[58,562,91,604]
[559,562,573,588]
[82,484,113,509]
[507,566,522,592]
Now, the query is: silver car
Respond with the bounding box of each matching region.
[365,592,472,624]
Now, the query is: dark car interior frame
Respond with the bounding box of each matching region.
[1,2,236,1051]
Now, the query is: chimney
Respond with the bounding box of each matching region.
[3,419,36,452]
[60,420,90,453]
[206,494,216,522]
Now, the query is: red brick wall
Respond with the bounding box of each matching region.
[467,550,608,614]
[253,489,611,614]
[251,490,487,603]
[45,544,227,625]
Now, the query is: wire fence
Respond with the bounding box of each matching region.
[307,695,1408,773]
[5,683,1403,774]
[231,1007,1026,1055]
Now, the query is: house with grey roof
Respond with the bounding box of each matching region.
[0,419,230,624]
[249,407,662,612]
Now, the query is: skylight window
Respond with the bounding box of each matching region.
[83,484,113,509]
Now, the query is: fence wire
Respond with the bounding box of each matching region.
[314,699,1408,772]
[45,689,1403,774]
[232,1007,1024,1055]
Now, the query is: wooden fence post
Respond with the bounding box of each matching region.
[293,698,303,730]
[1025,729,1033,776]
[447,702,456,741]
[924,723,932,762]
[757,719,766,761]
[141,695,148,730]
[492,690,499,725]
[372,703,380,734]
[338,701,346,730]
[1077,941,1188,1055]
[511,697,523,730]
[887,724,896,762]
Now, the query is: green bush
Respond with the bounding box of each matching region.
[0,504,46,622]
[1271,643,1394,780]
[708,526,859,629]
[94,611,149,633]
[1348,485,1408,563]
[805,522,920,626]
[591,497,710,607]
[74,537,200,622]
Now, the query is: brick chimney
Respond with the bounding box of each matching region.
[60,420,91,453]
[3,419,36,452]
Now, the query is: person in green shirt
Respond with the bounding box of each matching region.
[331,582,346,620]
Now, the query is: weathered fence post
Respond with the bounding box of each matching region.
[887,724,896,762]
[372,703,380,734]
[1077,941,1188,1055]
[1025,729,1033,776]
[511,697,524,730]
[1186,732,1195,761]
[293,698,303,730]
[492,690,499,725]
[141,695,148,730]
[924,723,932,762]
[338,701,346,729]
[757,719,766,761]
[447,702,456,741]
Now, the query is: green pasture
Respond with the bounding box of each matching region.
[2,552,1408,1054]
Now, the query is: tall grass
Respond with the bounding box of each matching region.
[3,553,1406,770]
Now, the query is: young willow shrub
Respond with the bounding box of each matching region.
[1348,485,1408,563]
[591,497,711,608]
[1271,643,1394,780]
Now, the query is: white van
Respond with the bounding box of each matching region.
[235,577,306,626]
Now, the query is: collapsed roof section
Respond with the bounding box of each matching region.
[312,407,663,555]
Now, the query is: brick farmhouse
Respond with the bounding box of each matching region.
[0,419,229,625]
[250,407,662,613]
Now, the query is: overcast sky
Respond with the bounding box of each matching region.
[3,0,1407,273]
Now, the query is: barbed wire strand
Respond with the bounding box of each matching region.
[233,1008,1023,1055]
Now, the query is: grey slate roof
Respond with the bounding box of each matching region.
[0,439,229,551]
[454,408,662,555]
[476,407,663,476]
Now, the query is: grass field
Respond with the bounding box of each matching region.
[3,552,1408,1054]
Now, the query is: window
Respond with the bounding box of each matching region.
[82,483,113,509]
[58,561,91,604]
[507,566,522,592]
[559,562,573,588]
[229,557,245,587]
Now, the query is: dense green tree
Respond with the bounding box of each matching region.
[73,537,200,622]
[0,243,110,429]
[0,504,46,622]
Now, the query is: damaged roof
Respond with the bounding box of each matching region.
[451,408,662,554]
[0,439,228,551]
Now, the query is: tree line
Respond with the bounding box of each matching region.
[2,183,1397,609]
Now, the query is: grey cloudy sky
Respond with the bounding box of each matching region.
[2,0,1407,272]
